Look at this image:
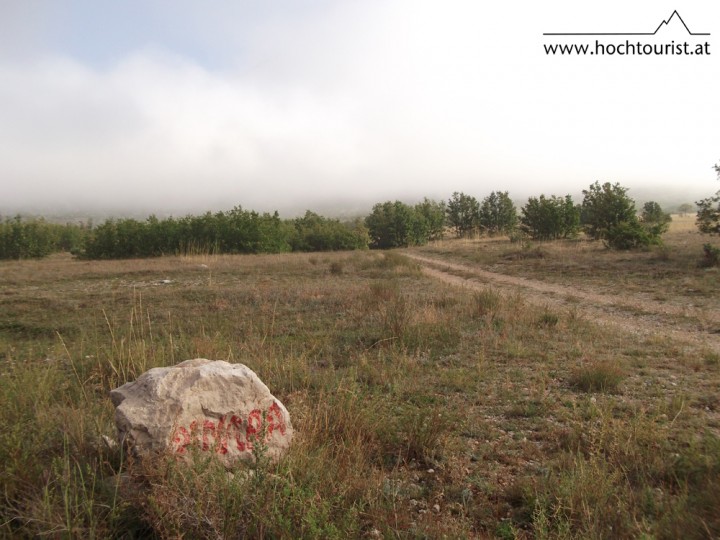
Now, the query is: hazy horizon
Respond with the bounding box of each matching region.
[1,1,718,217]
[0,183,709,224]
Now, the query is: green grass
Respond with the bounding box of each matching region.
[0,248,719,538]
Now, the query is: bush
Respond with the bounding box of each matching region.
[605,221,656,250]
[699,244,720,268]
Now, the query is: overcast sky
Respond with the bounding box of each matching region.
[1,0,718,217]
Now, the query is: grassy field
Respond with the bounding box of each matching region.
[0,217,719,538]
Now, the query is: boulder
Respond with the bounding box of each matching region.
[109,359,293,466]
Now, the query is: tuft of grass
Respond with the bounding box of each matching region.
[506,399,547,419]
[537,310,559,328]
[570,360,625,393]
[361,280,411,342]
[472,288,501,318]
[704,350,720,367]
[503,245,547,260]
[380,252,419,270]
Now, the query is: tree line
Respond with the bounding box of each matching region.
[0,178,705,260]
[82,209,369,259]
[364,183,671,250]
[0,216,87,259]
[0,210,368,260]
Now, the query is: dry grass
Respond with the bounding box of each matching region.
[1,242,719,538]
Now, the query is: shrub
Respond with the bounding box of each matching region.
[699,243,720,268]
[605,221,655,250]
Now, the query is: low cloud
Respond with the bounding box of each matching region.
[0,1,717,216]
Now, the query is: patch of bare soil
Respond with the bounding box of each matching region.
[403,252,720,354]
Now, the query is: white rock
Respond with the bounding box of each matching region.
[110,359,293,467]
[102,434,118,449]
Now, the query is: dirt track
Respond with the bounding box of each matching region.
[403,252,720,354]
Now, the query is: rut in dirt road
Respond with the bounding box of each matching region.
[403,252,720,354]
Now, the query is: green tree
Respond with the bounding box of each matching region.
[414,198,446,240]
[581,181,658,249]
[581,181,637,239]
[445,192,479,238]
[365,201,426,249]
[640,201,672,237]
[696,161,720,267]
[478,191,517,236]
[290,211,368,252]
[0,216,56,259]
[677,203,694,216]
[520,195,580,240]
[696,161,720,235]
